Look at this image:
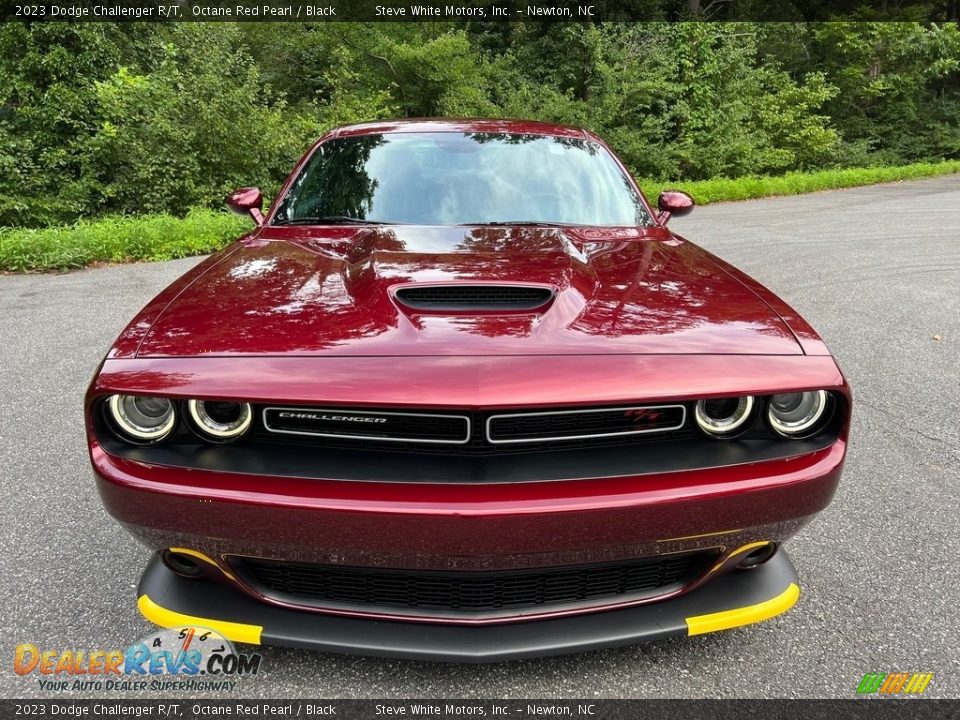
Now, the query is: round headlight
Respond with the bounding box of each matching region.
[695,396,755,438]
[107,395,175,443]
[767,390,829,438]
[187,400,252,441]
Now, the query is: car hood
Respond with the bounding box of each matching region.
[135,225,803,357]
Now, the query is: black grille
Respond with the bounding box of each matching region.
[256,405,695,455]
[263,407,469,444]
[236,553,712,616]
[488,406,685,443]
[395,285,553,311]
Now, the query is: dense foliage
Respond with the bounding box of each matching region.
[1,21,958,228]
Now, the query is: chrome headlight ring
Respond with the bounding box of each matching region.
[767,390,830,439]
[187,399,253,441]
[694,396,755,438]
[107,395,176,443]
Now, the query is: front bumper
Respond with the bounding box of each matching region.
[94,436,841,627]
[93,354,846,655]
[93,439,844,573]
[138,550,800,662]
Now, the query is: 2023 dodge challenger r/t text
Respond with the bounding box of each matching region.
[86,119,850,662]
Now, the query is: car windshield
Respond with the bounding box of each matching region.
[273,132,652,227]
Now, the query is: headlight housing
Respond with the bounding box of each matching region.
[187,399,252,441]
[767,390,829,438]
[107,395,176,443]
[694,396,755,438]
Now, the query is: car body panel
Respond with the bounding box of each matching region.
[91,354,844,409]
[92,437,843,624]
[132,226,804,358]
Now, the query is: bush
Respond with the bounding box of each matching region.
[640,161,960,205]
[84,25,321,218]
[0,209,249,272]
[0,24,323,226]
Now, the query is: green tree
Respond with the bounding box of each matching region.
[0,24,161,225]
[809,22,960,164]
[84,24,319,215]
[2,19,957,229]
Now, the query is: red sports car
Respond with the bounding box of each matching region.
[87,119,850,661]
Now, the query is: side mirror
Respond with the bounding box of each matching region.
[656,190,694,225]
[225,187,265,226]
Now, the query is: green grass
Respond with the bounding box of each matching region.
[2,160,959,272]
[0,209,250,273]
[640,160,960,205]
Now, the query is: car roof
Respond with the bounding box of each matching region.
[331,118,590,140]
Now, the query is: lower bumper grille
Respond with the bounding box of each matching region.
[235,552,714,618]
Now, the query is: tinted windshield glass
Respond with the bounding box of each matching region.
[273,132,652,226]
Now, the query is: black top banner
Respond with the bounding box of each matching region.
[2,0,958,22]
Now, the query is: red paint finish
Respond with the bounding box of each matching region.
[130,227,805,358]
[657,190,695,224]
[91,439,844,623]
[91,354,846,409]
[87,118,851,628]
[225,187,264,226]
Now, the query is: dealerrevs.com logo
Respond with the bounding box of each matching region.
[14,626,261,692]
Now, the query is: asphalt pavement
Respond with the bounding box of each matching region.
[1,176,958,699]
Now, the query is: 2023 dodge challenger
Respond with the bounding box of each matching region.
[87,119,850,662]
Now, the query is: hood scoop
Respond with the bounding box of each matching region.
[393,284,555,313]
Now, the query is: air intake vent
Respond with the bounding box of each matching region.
[235,551,714,618]
[395,285,553,311]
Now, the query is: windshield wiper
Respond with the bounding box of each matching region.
[273,216,381,226]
